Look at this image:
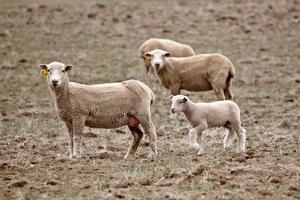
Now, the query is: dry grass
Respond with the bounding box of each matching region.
[0,0,299,199]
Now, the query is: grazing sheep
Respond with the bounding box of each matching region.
[39,61,157,159]
[143,49,235,100]
[139,38,195,74]
[170,95,246,155]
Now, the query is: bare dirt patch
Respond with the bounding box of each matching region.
[0,0,299,199]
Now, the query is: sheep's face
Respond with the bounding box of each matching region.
[170,95,188,114]
[39,62,73,89]
[143,49,172,71]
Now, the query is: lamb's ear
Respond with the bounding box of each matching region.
[39,64,48,70]
[169,95,174,100]
[164,52,172,57]
[182,97,187,102]
[64,64,74,72]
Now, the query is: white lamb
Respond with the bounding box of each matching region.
[139,38,195,74]
[170,95,246,155]
[39,61,157,159]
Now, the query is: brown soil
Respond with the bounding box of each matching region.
[0,0,299,199]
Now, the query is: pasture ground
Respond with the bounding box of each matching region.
[0,0,299,199]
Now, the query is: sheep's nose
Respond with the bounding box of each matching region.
[171,108,176,113]
[155,63,160,67]
[52,80,58,85]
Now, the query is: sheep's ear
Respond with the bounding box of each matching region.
[39,64,48,70]
[164,52,172,57]
[143,53,152,62]
[169,95,174,100]
[64,64,74,72]
[182,97,187,102]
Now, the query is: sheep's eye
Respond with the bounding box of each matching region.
[62,70,65,73]
[179,100,185,104]
[47,69,50,72]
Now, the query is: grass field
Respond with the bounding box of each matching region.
[0,0,299,199]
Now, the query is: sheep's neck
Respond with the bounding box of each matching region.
[156,60,180,86]
[51,83,73,120]
[183,102,198,127]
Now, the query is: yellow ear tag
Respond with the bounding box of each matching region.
[144,55,151,63]
[40,69,48,77]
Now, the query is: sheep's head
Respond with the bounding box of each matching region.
[170,95,188,114]
[143,49,172,72]
[39,61,74,89]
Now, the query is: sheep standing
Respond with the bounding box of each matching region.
[139,38,195,74]
[143,49,235,100]
[39,61,157,159]
[170,95,246,155]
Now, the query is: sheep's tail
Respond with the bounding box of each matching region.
[225,61,235,90]
[123,80,155,105]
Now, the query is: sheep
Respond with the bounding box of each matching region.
[139,38,195,74]
[170,95,246,155]
[39,61,157,159]
[143,49,235,100]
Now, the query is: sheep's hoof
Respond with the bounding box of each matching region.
[147,153,157,160]
[190,144,200,152]
[197,151,205,156]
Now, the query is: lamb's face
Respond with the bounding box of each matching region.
[170,95,188,114]
[143,49,172,71]
[39,62,73,89]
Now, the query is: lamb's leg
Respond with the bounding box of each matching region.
[188,128,200,151]
[223,126,236,150]
[141,121,158,157]
[239,127,246,152]
[189,127,205,155]
[124,125,144,159]
[231,122,246,153]
[66,123,74,158]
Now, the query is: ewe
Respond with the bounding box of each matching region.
[170,95,246,155]
[139,38,195,74]
[40,61,157,159]
[144,49,235,100]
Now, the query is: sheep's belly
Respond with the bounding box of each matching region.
[85,115,129,129]
[182,78,212,91]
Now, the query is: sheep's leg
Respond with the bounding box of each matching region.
[239,127,246,152]
[169,85,181,95]
[141,121,158,157]
[197,131,205,155]
[224,76,234,100]
[72,117,85,157]
[224,88,233,100]
[214,88,225,100]
[223,125,236,150]
[124,125,144,159]
[188,128,200,151]
[231,122,246,153]
[66,123,74,158]
[189,127,205,155]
